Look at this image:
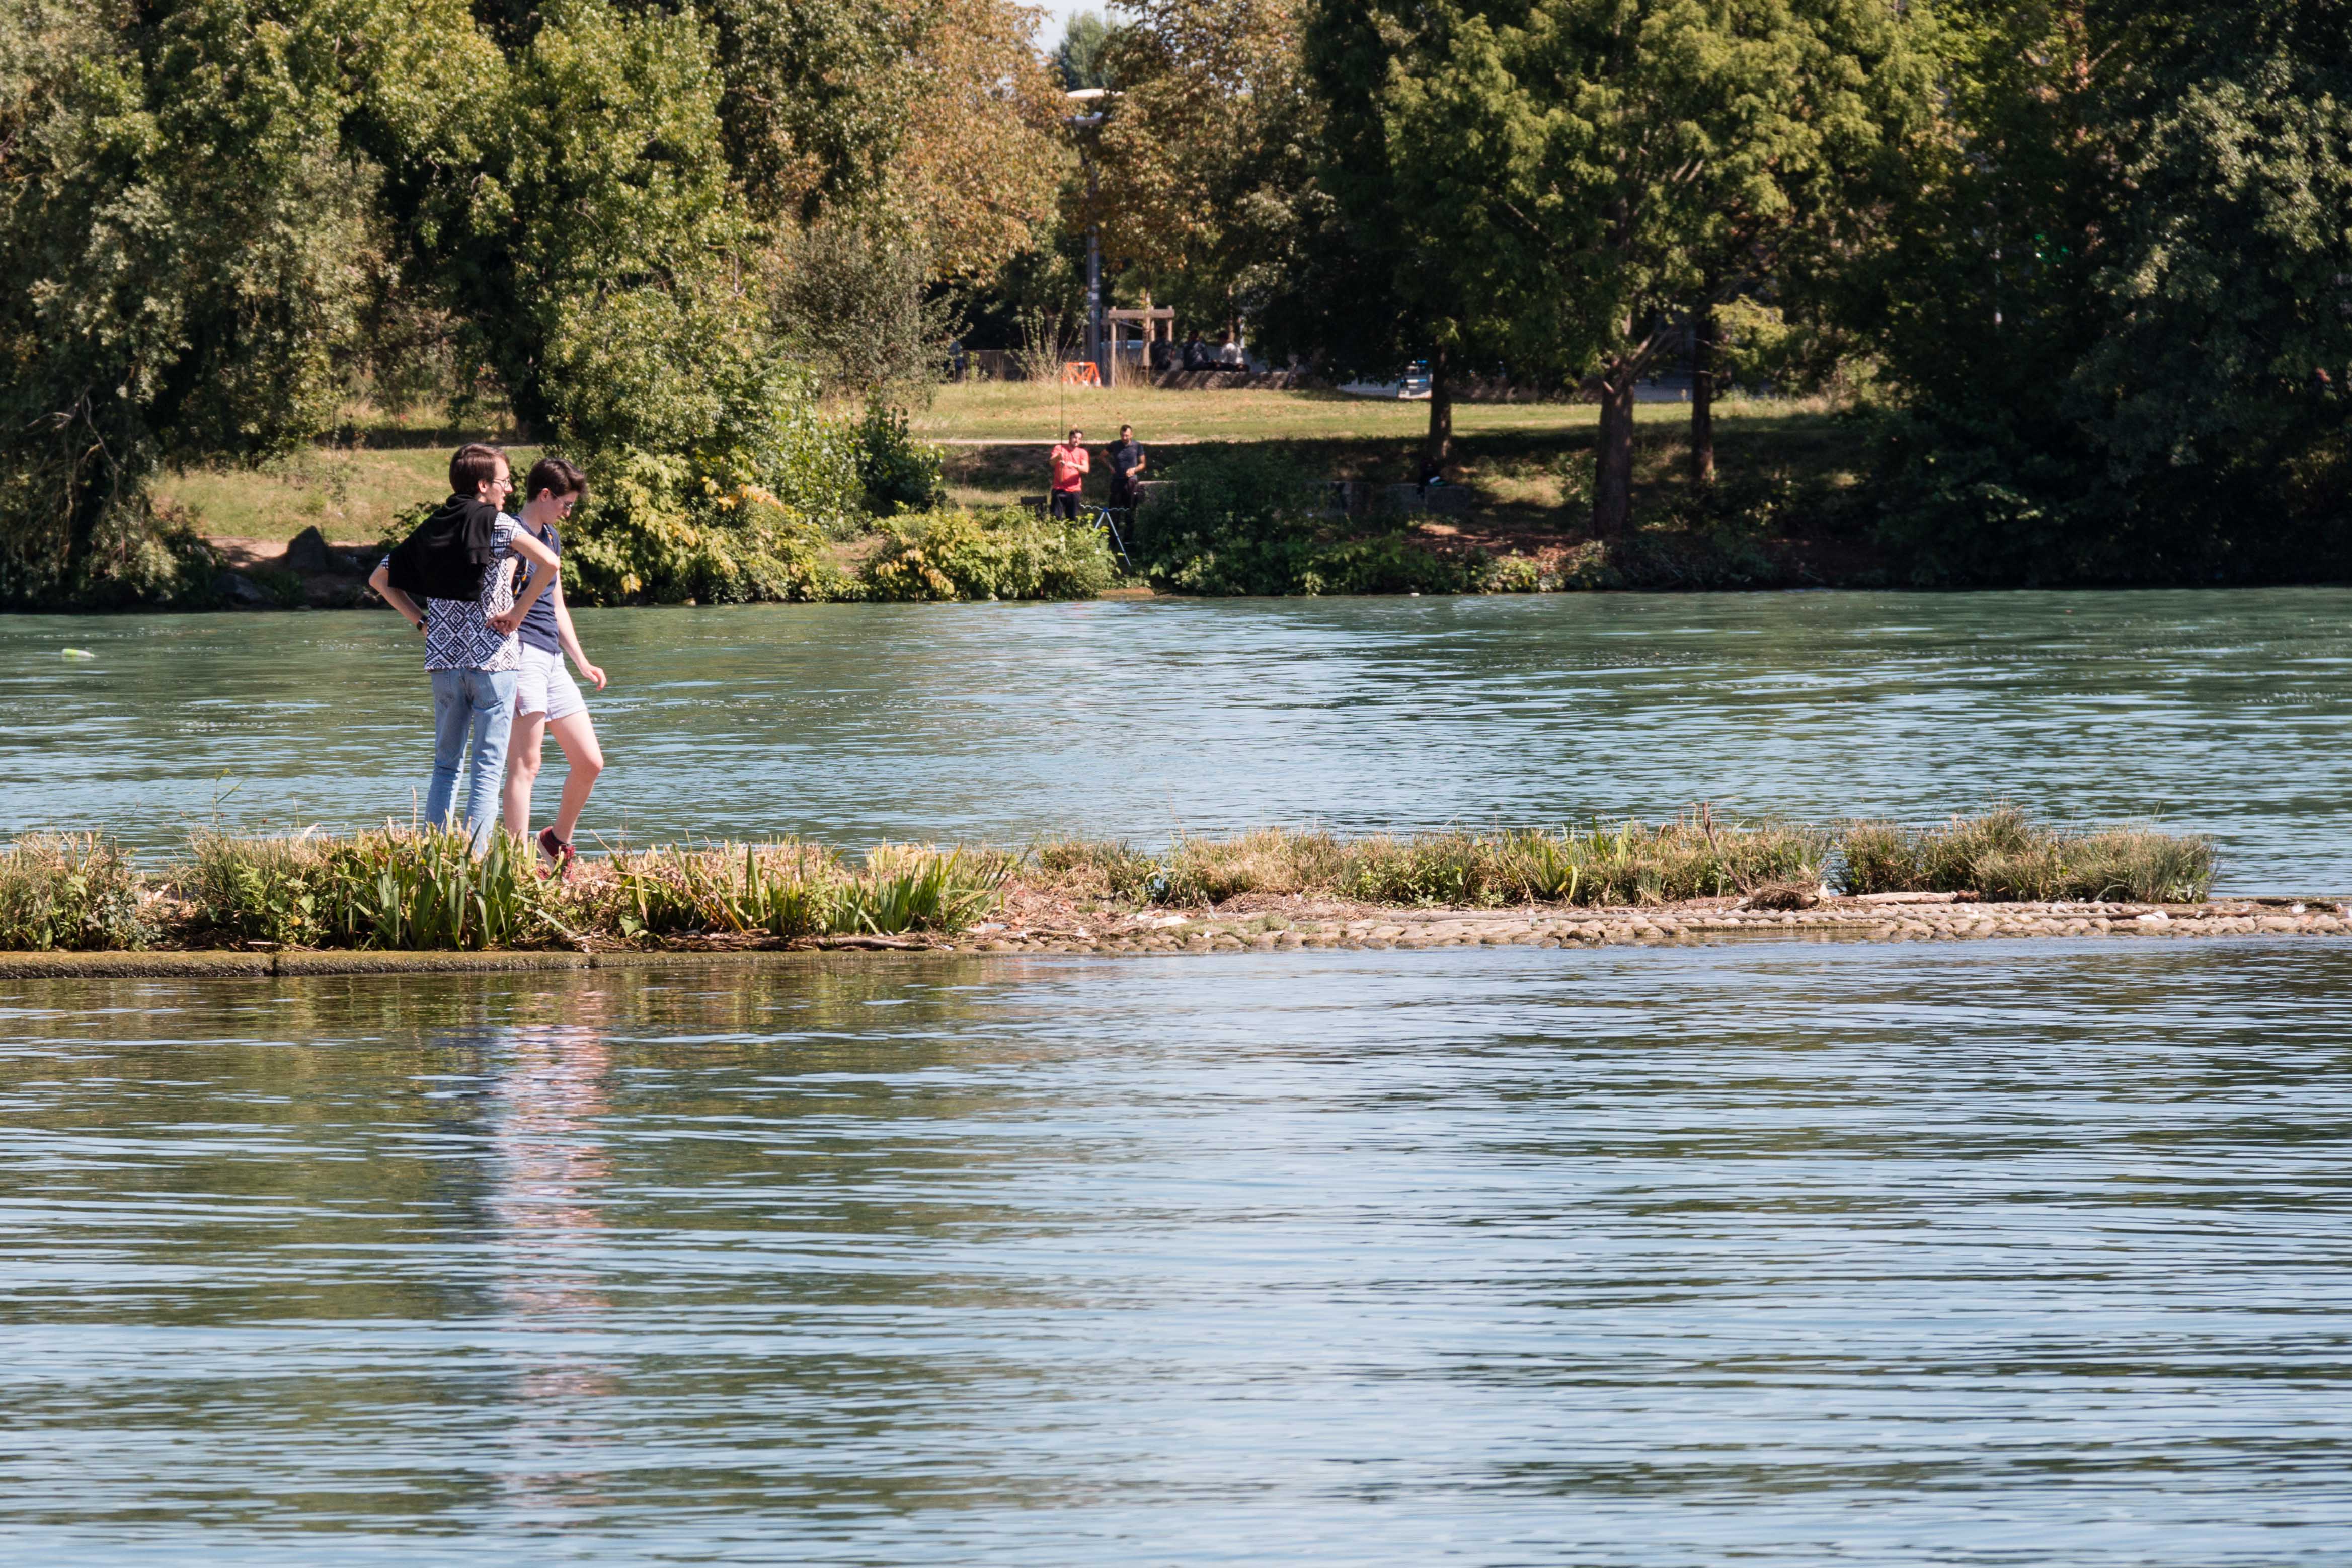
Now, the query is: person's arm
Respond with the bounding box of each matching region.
[550,579,606,691]
[489,530,559,634]
[369,561,425,632]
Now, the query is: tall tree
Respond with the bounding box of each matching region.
[1857,0,2352,580]
[0,0,455,605]
[1365,0,1925,531]
[1087,0,1315,346]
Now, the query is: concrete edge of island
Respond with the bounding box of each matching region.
[2,893,2344,977]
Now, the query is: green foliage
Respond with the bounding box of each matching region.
[0,834,153,950]
[847,843,1010,934]
[1137,451,1483,595]
[0,0,399,606]
[778,223,962,401]
[1054,11,1117,90]
[1713,299,1867,397]
[854,403,948,513]
[180,827,561,949]
[562,437,860,606]
[1853,2,2352,582]
[703,0,920,221]
[1288,0,1928,520]
[860,506,1118,599]
[1836,810,2216,904]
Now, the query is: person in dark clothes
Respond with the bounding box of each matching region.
[1107,424,1147,510]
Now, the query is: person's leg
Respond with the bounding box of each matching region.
[544,711,605,844]
[425,669,469,829]
[503,709,548,838]
[461,668,520,856]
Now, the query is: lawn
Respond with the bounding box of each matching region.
[156,381,1865,566]
[155,442,541,551]
[911,378,1829,443]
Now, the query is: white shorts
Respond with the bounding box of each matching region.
[514,643,588,722]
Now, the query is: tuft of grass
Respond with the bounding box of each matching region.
[601,840,1007,942]
[1161,827,1354,904]
[1834,809,2214,902]
[180,827,560,949]
[1031,838,1161,902]
[1131,814,1832,908]
[0,834,153,950]
[843,844,1011,934]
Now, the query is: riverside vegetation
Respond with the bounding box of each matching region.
[0,812,2216,953]
[10,4,2342,611]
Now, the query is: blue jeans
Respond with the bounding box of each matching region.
[425,667,520,854]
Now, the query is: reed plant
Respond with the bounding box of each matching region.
[1834,809,2214,902]
[180,827,561,949]
[0,833,153,950]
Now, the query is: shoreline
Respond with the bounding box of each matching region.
[4,892,2341,978]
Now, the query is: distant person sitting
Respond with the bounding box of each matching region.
[1216,336,1244,369]
[1048,428,1090,519]
[1108,424,1146,510]
[1182,332,1210,372]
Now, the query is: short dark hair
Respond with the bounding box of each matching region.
[524,455,588,504]
[1119,424,1133,435]
[449,442,507,496]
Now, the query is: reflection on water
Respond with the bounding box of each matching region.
[8,589,2352,885]
[4,942,2351,1562]
[493,1016,620,1523]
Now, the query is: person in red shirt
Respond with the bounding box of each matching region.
[1048,428,1090,519]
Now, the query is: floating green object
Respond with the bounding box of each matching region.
[60,648,95,659]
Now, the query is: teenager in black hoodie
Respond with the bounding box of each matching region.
[370,444,560,854]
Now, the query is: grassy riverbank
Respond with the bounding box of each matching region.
[0,813,2215,954]
[160,382,1883,610]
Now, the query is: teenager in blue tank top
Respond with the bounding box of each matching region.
[499,456,608,877]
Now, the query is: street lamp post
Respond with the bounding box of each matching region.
[1065,89,1112,388]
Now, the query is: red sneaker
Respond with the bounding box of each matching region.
[537,826,576,880]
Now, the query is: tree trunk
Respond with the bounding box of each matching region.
[1593,358,1636,536]
[1426,346,1452,464]
[1690,306,1716,484]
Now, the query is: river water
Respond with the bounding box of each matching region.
[5,944,2351,1563]
[7,591,2352,1562]
[5,588,2351,885]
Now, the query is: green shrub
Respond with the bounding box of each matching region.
[565,449,857,605]
[1835,810,2214,902]
[0,834,153,950]
[854,403,947,513]
[861,507,1118,601]
[1137,452,1487,597]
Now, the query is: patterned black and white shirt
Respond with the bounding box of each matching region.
[380,515,523,673]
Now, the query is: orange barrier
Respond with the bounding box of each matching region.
[1061,361,1102,386]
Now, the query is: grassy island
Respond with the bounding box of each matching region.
[0,811,2223,958]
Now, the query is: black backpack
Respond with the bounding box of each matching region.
[385,496,500,601]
